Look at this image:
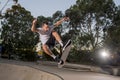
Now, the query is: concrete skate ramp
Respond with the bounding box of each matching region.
[0,63,62,80]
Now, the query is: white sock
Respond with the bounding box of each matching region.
[51,54,56,59]
[59,40,63,47]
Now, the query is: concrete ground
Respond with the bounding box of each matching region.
[0,58,120,80]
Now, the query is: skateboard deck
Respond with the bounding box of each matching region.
[58,40,72,68]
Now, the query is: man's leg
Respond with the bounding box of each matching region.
[42,44,56,59]
[52,31,71,52]
[42,39,63,65]
[42,32,64,64]
[52,31,63,47]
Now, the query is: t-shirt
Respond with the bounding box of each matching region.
[37,25,55,45]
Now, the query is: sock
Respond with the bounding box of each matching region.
[51,54,56,59]
[58,40,63,47]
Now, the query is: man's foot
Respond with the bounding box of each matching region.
[58,59,64,65]
[54,54,61,62]
[55,55,64,65]
[62,39,71,52]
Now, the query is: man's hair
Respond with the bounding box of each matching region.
[42,21,49,25]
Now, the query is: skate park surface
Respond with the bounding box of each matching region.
[0,58,120,80]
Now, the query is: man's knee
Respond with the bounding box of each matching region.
[42,45,48,51]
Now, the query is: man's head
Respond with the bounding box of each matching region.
[42,21,49,32]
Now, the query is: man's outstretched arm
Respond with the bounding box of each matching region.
[31,19,39,32]
[54,17,69,27]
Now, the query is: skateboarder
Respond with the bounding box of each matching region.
[31,17,69,64]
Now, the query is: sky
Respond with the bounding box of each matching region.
[0,0,76,17]
[0,0,120,18]
[0,0,120,17]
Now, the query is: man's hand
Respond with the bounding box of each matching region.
[54,17,70,27]
[32,19,37,25]
[60,17,70,22]
[31,19,39,32]
[64,17,70,21]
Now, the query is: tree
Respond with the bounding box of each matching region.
[66,0,117,51]
[52,11,63,34]
[106,5,120,49]
[1,4,35,56]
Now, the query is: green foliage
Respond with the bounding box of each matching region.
[15,50,37,61]
[60,0,120,64]
[65,0,117,51]
[1,4,37,61]
[105,6,120,49]
[68,49,93,64]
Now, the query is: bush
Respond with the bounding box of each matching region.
[68,49,94,65]
[15,50,37,61]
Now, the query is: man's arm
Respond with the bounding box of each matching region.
[31,19,39,32]
[54,17,69,27]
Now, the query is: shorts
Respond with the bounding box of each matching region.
[45,33,56,48]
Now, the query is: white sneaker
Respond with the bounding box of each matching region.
[58,59,64,65]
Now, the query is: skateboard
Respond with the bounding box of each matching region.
[58,39,72,68]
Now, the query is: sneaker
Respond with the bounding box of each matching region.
[58,59,64,65]
[62,39,71,52]
[54,55,61,62]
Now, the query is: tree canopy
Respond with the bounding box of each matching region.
[1,4,35,52]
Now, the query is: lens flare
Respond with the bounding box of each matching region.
[101,51,109,58]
